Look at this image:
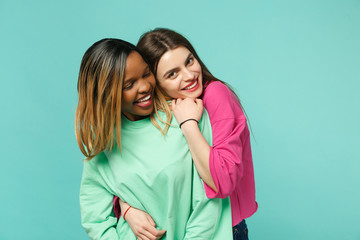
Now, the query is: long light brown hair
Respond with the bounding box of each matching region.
[137,28,253,136]
[75,38,170,160]
[137,28,221,98]
[137,28,245,99]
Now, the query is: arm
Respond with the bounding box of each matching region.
[173,82,249,199]
[80,153,119,239]
[183,108,232,239]
[203,116,248,199]
[183,163,225,239]
[183,113,233,239]
[171,98,216,192]
[116,198,166,240]
[202,82,249,198]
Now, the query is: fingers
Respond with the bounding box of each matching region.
[144,214,166,239]
[172,98,184,110]
[143,224,161,237]
[156,229,166,238]
[138,232,153,240]
[146,213,156,227]
[137,234,151,240]
[142,215,164,239]
[174,98,198,105]
[196,99,203,113]
[125,207,166,240]
[171,99,176,111]
[141,225,166,240]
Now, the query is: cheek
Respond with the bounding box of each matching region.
[195,63,202,73]
[121,93,132,107]
[149,76,156,87]
[158,81,172,92]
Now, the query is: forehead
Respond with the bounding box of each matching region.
[158,46,191,69]
[125,51,147,77]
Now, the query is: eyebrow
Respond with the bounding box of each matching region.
[124,65,149,83]
[162,53,193,78]
[124,78,134,84]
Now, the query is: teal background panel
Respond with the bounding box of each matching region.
[0,0,359,239]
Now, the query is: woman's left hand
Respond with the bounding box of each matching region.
[171,98,203,127]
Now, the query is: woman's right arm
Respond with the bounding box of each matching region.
[80,153,119,239]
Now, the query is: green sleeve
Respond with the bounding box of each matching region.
[183,109,232,239]
[183,165,223,239]
[79,153,119,240]
[183,109,224,239]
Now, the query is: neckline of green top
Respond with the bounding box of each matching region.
[121,114,151,129]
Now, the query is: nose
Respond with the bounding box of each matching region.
[183,68,194,81]
[138,78,151,93]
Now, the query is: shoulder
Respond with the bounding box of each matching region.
[203,81,233,99]
[203,81,238,107]
[203,81,244,121]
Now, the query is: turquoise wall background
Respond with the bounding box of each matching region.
[1,0,359,239]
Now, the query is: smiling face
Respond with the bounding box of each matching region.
[121,51,156,121]
[156,46,203,99]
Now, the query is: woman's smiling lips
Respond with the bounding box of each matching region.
[134,93,152,108]
[182,78,199,92]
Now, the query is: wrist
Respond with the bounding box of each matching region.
[180,120,199,134]
[123,206,132,221]
[179,118,199,129]
[119,201,130,213]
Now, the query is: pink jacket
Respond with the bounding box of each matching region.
[202,81,257,226]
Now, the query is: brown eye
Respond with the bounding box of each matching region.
[168,72,176,79]
[186,57,194,65]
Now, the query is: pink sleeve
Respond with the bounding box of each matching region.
[113,196,121,221]
[203,82,249,199]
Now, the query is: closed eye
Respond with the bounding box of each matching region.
[143,71,151,78]
[123,80,135,90]
[143,67,151,78]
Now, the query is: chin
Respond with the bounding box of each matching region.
[191,89,202,98]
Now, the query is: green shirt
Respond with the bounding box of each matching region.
[80,110,232,239]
